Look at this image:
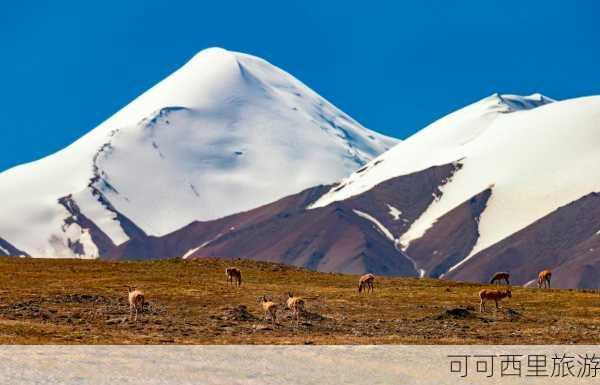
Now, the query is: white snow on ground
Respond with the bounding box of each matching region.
[0,47,397,257]
[0,245,9,255]
[50,204,100,259]
[73,189,130,245]
[387,204,402,220]
[314,94,600,272]
[181,231,226,259]
[182,246,202,260]
[353,210,395,241]
[78,229,100,259]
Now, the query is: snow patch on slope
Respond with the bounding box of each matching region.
[353,209,395,242]
[182,246,202,260]
[62,224,99,259]
[387,204,402,221]
[72,189,129,245]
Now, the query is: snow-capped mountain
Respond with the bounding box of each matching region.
[311,93,600,259]
[0,47,397,258]
[107,93,600,288]
[307,93,600,285]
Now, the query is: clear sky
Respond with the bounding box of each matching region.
[1,1,599,172]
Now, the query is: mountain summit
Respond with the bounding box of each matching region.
[0,48,397,257]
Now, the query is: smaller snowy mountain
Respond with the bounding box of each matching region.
[309,93,600,286]
[0,48,397,258]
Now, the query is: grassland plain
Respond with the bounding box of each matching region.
[0,257,599,344]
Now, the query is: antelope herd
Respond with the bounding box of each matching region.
[121,267,555,323]
[69,266,556,324]
[477,270,553,313]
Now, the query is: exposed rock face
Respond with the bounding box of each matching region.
[447,192,600,288]
[0,237,28,257]
[406,187,492,278]
[108,164,460,276]
[104,164,600,288]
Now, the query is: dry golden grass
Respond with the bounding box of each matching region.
[0,256,599,344]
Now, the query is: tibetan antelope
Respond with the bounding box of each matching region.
[225,267,242,287]
[479,288,512,312]
[538,270,552,288]
[490,272,510,285]
[257,296,278,327]
[358,273,375,294]
[286,292,305,324]
[127,286,145,321]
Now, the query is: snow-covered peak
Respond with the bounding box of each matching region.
[0,48,398,257]
[310,92,556,208]
[188,46,239,67]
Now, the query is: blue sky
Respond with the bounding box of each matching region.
[1,1,599,172]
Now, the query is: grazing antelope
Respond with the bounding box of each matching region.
[538,270,552,288]
[479,287,512,312]
[257,296,278,327]
[490,272,510,285]
[225,267,242,287]
[358,273,375,294]
[127,286,145,321]
[286,292,305,324]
